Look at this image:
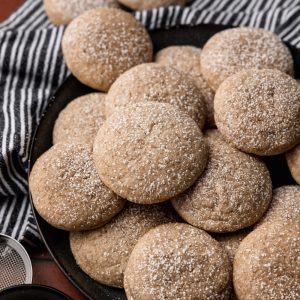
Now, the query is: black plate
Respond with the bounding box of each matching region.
[0,284,72,300]
[28,24,299,300]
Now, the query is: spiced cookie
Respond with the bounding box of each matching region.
[29,143,125,231]
[201,27,294,91]
[155,46,215,127]
[93,102,208,204]
[53,93,106,146]
[124,223,231,300]
[105,63,206,128]
[117,0,186,10]
[213,228,252,264]
[171,130,272,232]
[234,221,300,300]
[44,0,119,25]
[70,202,178,288]
[213,228,252,300]
[256,185,300,228]
[286,144,300,184]
[214,69,300,155]
[62,8,153,91]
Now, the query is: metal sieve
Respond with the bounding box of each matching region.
[0,234,32,290]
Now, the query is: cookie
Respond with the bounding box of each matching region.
[171,130,272,232]
[155,46,215,127]
[286,144,300,184]
[117,0,186,10]
[234,221,300,300]
[213,228,252,300]
[213,228,252,264]
[53,93,106,146]
[93,101,208,204]
[62,8,153,91]
[29,143,125,231]
[124,223,231,300]
[256,185,300,228]
[214,69,300,155]
[201,27,294,91]
[70,202,178,288]
[105,63,207,128]
[44,0,119,25]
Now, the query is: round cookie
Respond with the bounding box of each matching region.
[171,130,272,232]
[201,27,294,91]
[105,63,207,129]
[214,69,300,155]
[44,0,120,25]
[53,93,106,146]
[234,221,300,300]
[155,46,215,127]
[124,223,231,300]
[70,202,178,288]
[62,8,153,91]
[286,144,300,184]
[117,0,186,10]
[29,143,125,231]
[256,185,300,228]
[213,228,252,300]
[213,228,252,264]
[93,101,208,204]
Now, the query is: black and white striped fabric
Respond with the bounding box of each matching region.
[1,0,300,247]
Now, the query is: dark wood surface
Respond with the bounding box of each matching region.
[1,2,87,299]
[0,0,24,22]
[29,247,87,299]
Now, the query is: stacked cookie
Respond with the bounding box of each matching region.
[29,8,300,300]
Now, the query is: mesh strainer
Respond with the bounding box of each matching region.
[0,234,32,290]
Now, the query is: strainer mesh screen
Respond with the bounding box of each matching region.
[0,243,27,290]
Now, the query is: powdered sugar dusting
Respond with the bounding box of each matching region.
[29,143,125,231]
[201,27,294,90]
[93,101,208,204]
[70,202,179,288]
[53,93,106,146]
[234,222,300,300]
[45,0,119,25]
[124,223,231,299]
[105,63,207,128]
[214,69,300,155]
[256,185,300,228]
[171,129,272,232]
[62,8,153,91]
[155,46,215,126]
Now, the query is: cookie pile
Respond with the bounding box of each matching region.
[30,7,300,300]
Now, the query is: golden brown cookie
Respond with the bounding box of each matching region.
[256,185,300,228]
[213,228,252,264]
[213,228,252,300]
[155,46,215,127]
[124,223,231,300]
[93,101,208,204]
[171,130,272,232]
[286,144,300,184]
[53,93,106,146]
[118,0,186,10]
[44,0,120,25]
[105,63,207,129]
[201,27,294,91]
[234,221,300,300]
[62,8,153,91]
[214,69,300,155]
[70,202,178,288]
[29,143,125,231]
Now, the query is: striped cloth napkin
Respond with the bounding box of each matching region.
[0,0,299,247]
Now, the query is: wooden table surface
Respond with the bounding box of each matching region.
[1,2,88,299]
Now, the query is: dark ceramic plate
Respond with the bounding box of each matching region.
[28,24,299,300]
